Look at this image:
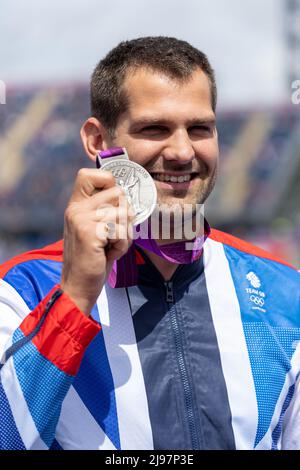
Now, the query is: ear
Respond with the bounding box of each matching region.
[80,117,112,163]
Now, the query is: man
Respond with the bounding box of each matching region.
[0,37,299,450]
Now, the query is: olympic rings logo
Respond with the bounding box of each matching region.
[250,295,265,307]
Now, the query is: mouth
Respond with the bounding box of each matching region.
[150,172,199,189]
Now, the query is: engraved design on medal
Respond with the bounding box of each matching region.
[100,159,157,226]
[119,168,144,216]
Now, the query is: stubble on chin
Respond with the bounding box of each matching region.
[153,168,217,240]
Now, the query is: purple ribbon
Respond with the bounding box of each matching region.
[99,147,124,158]
[108,219,210,288]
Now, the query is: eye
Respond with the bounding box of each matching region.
[189,125,212,134]
[140,125,167,135]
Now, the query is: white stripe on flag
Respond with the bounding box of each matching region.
[55,386,116,450]
[0,279,30,357]
[203,238,258,450]
[97,284,154,450]
[256,341,300,449]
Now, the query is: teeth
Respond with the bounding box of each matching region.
[153,174,192,183]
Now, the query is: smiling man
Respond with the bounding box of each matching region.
[81,61,218,280]
[0,37,300,451]
[88,67,218,209]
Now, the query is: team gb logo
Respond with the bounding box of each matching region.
[246,271,261,289]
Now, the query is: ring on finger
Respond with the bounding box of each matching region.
[104,222,116,238]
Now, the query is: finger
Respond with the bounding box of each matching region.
[106,236,133,263]
[89,185,127,210]
[71,168,117,202]
[95,221,115,244]
[94,203,135,224]
[95,220,132,247]
[70,185,126,213]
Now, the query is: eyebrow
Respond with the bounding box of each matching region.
[130,116,216,128]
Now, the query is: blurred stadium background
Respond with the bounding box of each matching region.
[0,0,299,268]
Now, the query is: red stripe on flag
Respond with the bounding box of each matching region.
[209,229,295,269]
[0,240,64,278]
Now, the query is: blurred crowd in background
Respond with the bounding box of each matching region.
[0,86,299,268]
[1,0,299,268]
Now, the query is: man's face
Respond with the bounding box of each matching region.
[108,67,219,214]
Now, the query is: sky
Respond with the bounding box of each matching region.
[0,0,291,109]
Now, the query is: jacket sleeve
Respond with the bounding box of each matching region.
[0,279,101,450]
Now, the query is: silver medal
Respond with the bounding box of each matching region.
[100,158,157,226]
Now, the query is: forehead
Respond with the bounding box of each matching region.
[122,67,214,120]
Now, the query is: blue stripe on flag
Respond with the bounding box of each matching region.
[50,438,63,450]
[73,303,120,449]
[0,378,26,449]
[4,260,62,311]
[271,381,296,449]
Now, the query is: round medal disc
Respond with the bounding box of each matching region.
[100,159,157,226]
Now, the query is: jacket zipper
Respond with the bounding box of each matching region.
[165,281,200,449]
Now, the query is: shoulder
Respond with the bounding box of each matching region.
[208,228,297,271]
[206,228,299,294]
[0,240,63,310]
[0,240,63,279]
[206,228,300,330]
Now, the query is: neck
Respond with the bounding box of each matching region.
[141,221,199,281]
[155,223,199,246]
[135,214,208,282]
[141,247,179,281]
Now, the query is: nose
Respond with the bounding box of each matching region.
[162,129,195,164]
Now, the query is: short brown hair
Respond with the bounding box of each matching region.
[91,36,217,136]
